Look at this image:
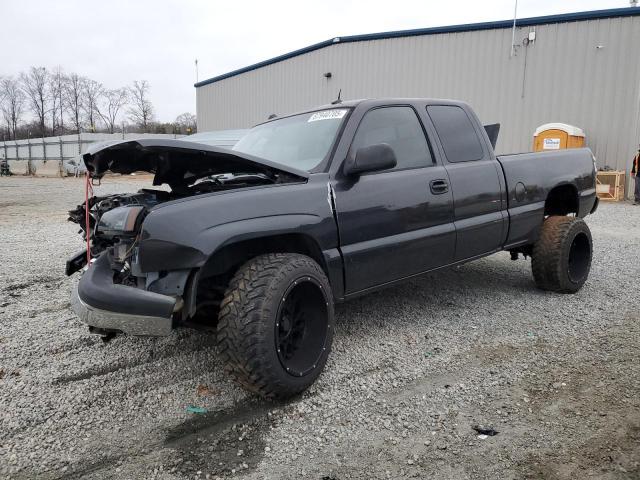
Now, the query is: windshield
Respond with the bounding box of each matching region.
[232,108,349,171]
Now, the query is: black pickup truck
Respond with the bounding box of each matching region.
[67,99,598,399]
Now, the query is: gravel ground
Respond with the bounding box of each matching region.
[1,176,639,480]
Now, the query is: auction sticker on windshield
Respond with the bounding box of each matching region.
[308,109,348,122]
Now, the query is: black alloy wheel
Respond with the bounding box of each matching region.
[275,277,329,377]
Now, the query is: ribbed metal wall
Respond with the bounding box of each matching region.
[196,14,640,173]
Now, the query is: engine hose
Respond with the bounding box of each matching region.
[85,173,94,265]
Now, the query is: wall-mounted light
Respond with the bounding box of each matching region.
[324,72,332,79]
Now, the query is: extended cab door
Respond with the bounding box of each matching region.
[425,105,507,261]
[331,105,456,295]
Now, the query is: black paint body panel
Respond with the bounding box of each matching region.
[333,165,456,293]
[138,174,338,269]
[498,148,597,248]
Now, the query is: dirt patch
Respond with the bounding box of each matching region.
[3,276,60,293]
[163,400,274,477]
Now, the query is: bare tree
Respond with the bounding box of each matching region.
[128,80,154,132]
[20,67,49,137]
[49,67,66,135]
[64,73,86,133]
[1,77,26,139]
[96,88,128,134]
[83,79,103,132]
[175,112,197,134]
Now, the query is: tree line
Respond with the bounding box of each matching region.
[0,66,196,141]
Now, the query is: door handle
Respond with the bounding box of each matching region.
[430,179,449,195]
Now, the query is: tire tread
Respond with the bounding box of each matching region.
[217,253,333,399]
[531,216,592,293]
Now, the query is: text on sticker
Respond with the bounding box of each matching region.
[308,109,348,122]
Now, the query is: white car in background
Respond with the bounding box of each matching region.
[63,156,87,176]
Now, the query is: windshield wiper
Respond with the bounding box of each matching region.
[193,173,276,187]
[222,173,275,184]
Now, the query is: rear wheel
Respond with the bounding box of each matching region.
[531,216,592,293]
[217,253,334,399]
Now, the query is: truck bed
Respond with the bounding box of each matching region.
[497,148,597,249]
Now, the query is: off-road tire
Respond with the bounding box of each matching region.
[532,216,592,293]
[217,253,334,399]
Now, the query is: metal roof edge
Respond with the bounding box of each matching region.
[194,38,336,87]
[194,6,640,88]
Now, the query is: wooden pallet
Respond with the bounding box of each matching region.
[596,171,625,201]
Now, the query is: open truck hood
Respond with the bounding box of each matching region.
[83,139,309,188]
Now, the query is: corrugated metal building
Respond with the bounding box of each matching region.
[195,7,640,185]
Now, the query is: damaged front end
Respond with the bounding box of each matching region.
[66,189,162,277]
[67,188,182,336]
[67,139,307,337]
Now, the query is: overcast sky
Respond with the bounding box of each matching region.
[0,0,629,122]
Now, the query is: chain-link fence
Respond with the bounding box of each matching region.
[0,133,183,176]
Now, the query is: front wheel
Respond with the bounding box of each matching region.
[531,216,593,293]
[217,253,334,399]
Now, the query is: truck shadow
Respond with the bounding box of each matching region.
[333,255,535,333]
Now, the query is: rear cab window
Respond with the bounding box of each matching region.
[427,105,484,163]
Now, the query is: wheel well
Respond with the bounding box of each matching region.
[544,184,578,216]
[186,234,328,324]
[200,234,328,279]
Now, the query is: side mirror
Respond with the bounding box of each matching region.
[344,143,397,176]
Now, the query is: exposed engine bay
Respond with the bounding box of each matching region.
[67,173,292,278]
[65,139,308,280]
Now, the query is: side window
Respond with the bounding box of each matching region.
[351,106,433,170]
[427,105,484,163]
